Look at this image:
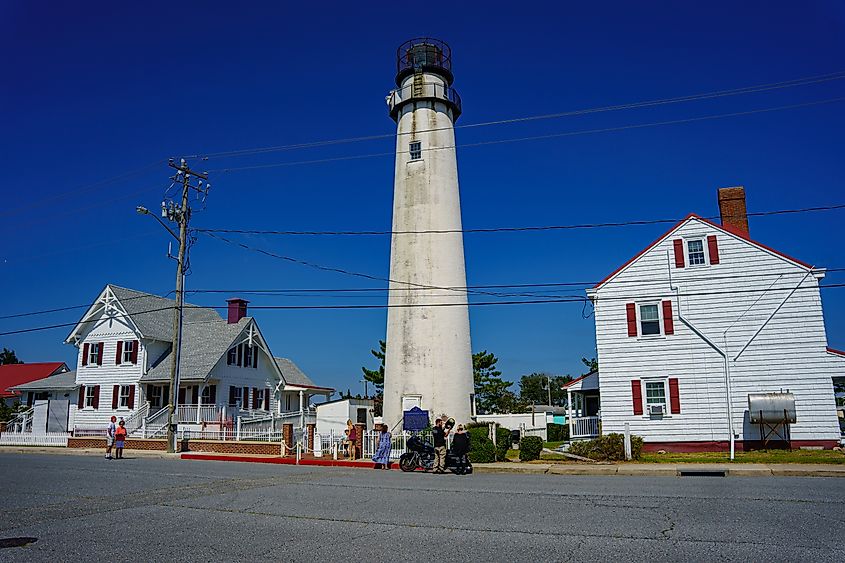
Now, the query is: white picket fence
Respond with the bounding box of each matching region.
[0,432,69,447]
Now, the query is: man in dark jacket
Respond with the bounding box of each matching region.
[432,417,450,473]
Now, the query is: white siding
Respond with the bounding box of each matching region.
[73,313,145,430]
[593,218,840,444]
[207,345,280,412]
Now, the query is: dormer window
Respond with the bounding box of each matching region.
[226,344,258,368]
[409,141,422,160]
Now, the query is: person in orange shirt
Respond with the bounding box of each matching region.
[114,419,127,459]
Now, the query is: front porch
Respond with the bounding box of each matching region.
[564,370,601,440]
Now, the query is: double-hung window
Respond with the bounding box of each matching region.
[230,386,242,407]
[149,385,162,408]
[687,239,706,266]
[644,380,667,414]
[243,345,253,369]
[88,343,100,365]
[122,341,134,364]
[409,141,422,160]
[639,304,661,336]
[227,348,237,366]
[85,386,97,408]
[119,385,132,408]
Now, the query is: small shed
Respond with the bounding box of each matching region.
[315,397,375,436]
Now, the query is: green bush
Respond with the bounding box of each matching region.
[568,433,644,461]
[519,436,543,461]
[464,423,511,463]
[547,423,569,442]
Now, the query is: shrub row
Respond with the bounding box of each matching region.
[567,433,644,461]
[465,422,511,463]
[546,423,570,442]
[518,436,543,461]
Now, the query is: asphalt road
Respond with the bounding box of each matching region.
[0,453,843,562]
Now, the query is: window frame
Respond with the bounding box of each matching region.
[227,347,237,366]
[243,345,253,369]
[149,385,163,408]
[200,386,212,405]
[122,340,134,364]
[686,238,707,267]
[118,385,132,408]
[230,386,242,407]
[638,303,662,338]
[88,343,100,366]
[85,386,97,408]
[408,140,422,161]
[641,377,669,417]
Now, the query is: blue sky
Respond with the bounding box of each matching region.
[2,1,844,394]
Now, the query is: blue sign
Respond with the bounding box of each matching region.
[403,406,430,431]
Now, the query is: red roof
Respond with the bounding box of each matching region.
[0,362,68,398]
[592,213,814,290]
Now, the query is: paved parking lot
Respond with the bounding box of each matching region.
[1,452,843,561]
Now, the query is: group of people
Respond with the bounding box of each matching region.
[105,415,127,460]
[368,415,470,473]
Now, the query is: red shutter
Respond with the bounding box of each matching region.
[128,386,135,410]
[669,378,681,414]
[243,387,249,409]
[237,345,243,367]
[673,239,685,268]
[78,385,86,409]
[209,385,217,404]
[229,386,236,406]
[253,348,258,369]
[253,387,259,410]
[626,303,637,337]
[112,385,119,409]
[192,386,199,405]
[264,389,270,411]
[178,387,186,405]
[707,235,720,265]
[162,385,170,407]
[96,343,104,366]
[82,343,89,366]
[131,340,139,364]
[631,380,643,415]
[662,300,674,335]
[93,385,100,409]
[115,341,123,365]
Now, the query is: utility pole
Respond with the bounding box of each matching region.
[547,375,552,407]
[162,158,209,453]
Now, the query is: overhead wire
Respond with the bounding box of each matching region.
[205,97,845,173]
[185,70,845,161]
[3,283,845,337]
[196,203,845,236]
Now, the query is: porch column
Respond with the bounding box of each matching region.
[567,390,575,439]
[299,390,304,429]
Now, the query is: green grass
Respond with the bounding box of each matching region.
[505,447,844,464]
[639,450,845,464]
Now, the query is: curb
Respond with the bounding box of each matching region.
[180,452,396,470]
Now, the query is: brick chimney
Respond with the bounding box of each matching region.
[226,298,249,324]
[717,186,749,236]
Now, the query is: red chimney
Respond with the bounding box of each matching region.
[226,298,249,324]
[717,186,749,236]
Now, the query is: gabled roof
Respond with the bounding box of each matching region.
[11,370,77,391]
[140,317,254,383]
[562,370,598,392]
[591,214,814,291]
[274,357,333,391]
[828,347,845,358]
[65,285,222,343]
[0,363,69,398]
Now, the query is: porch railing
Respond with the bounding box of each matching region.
[572,416,600,439]
[176,404,221,424]
[5,407,34,433]
[123,402,149,435]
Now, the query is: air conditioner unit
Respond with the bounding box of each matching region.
[649,404,665,416]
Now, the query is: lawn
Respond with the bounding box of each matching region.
[639,449,845,465]
[505,446,845,464]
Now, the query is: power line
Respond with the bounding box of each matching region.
[196,203,845,237]
[4,268,843,321]
[3,283,844,337]
[206,96,845,173]
[186,70,845,161]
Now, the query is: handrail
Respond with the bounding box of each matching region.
[123,402,149,433]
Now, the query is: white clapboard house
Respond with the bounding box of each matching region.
[581,187,844,451]
[61,285,332,437]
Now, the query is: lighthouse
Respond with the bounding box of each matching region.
[382,38,475,429]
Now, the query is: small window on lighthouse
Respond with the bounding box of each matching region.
[409,141,422,160]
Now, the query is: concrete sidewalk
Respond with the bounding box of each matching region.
[474,461,845,477]
[0,445,180,459]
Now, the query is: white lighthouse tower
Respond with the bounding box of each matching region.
[382,38,474,429]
